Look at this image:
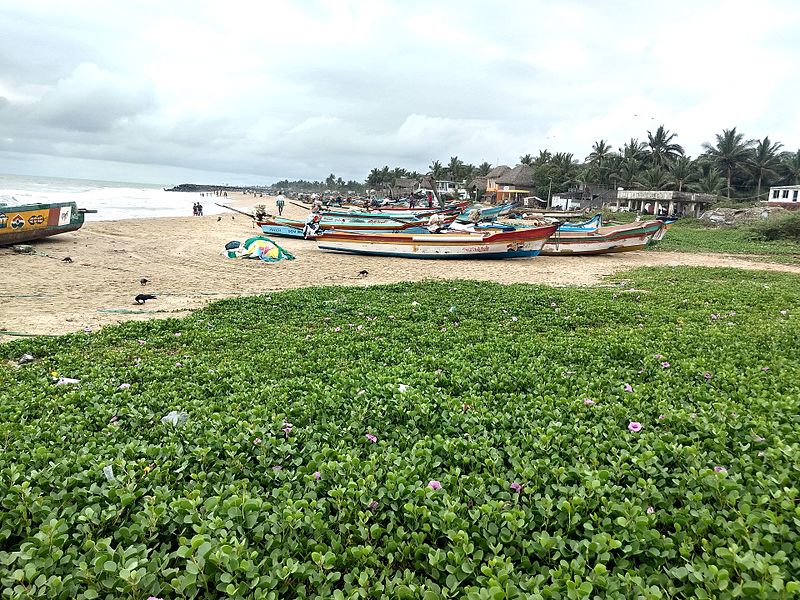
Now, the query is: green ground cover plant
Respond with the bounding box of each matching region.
[652,220,800,263]
[1,268,799,599]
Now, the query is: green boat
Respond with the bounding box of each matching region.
[0,201,90,246]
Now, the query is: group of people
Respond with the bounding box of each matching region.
[192,202,204,216]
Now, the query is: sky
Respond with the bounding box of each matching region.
[1,0,799,186]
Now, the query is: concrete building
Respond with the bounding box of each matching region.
[613,190,716,218]
[766,185,800,209]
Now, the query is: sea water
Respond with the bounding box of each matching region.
[0,174,232,221]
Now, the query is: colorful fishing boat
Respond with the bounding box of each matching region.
[455,202,518,223]
[0,201,90,246]
[316,224,558,259]
[558,214,603,231]
[540,220,665,255]
[257,214,456,239]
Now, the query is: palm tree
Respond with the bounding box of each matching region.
[586,139,613,166]
[669,156,696,192]
[750,137,784,200]
[447,156,464,181]
[616,158,643,189]
[702,127,755,199]
[428,160,445,180]
[534,150,552,166]
[519,154,534,166]
[690,169,725,195]
[778,150,800,185]
[647,125,684,167]
[621,138,649,162]
[476,162,492,176]
[637,167,670,190]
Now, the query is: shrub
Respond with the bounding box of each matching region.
[749,211,800,241]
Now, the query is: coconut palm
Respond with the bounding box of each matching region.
[428,160,445,180]
[637,167,671,190]
[621,138,649,162]
[586,139,613,166]
[476,162,492,176]
[779,150,800,185]
[534,150,552,166]
[702,127,755,198]
[615,158,642,189]
[647,125,684,167]
[690,165,725,195]
[447,156,463,181]
[670,156,696,192]
[519,154,534,166]
[750,137,784,200]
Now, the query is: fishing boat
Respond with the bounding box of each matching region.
[0,200,91,246]
[558,214,603,231]
[316,224,559,259]
[257,214,456,238]
[455,202,518,223]
[540,220,665,255]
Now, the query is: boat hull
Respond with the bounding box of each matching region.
[258,215,454,238]
[317,225,558,259]
[0,202,85,246]
[540,221,665,255]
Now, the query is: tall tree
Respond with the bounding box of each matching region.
[586,139,613,166]
[779,150,800,185]
[617,158,643,189]
[428,160,445,180]
[669,156,696,192]
[702,127,755,199]
[519,154,534,166]
[750,137,784,200]
[690,169,725,195]
[637,167,670,190]
[447,156,464,181]
[534,150,552,166]
[476,161,492,176]
[622,138,649,162]
[647,125,684,167]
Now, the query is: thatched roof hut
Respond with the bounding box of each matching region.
[496,164,535,189]
[485,165,512,180]
[390,177,419,198]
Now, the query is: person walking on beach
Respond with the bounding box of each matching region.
[276,192,286,216]
[197,202,203,216]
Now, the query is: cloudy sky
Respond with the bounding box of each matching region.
[1,0,799,185]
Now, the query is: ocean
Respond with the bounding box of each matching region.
[0,174,232,221]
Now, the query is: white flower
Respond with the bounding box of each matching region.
[398,384,409,393]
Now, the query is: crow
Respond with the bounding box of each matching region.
[140,278,149,286]
[358,270,369,277]
[135,294,156,305]
[217,216,222,222]
[62,257,73,263]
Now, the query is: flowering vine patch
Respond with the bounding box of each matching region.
[1,267,799,599]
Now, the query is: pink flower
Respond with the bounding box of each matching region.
[714,466,726,473]
[313,471,321,480]
[253,437,262,445]
[583,398,595,406]
[110,415,119,423]
[368,500,379,510]
[175,362,182,367]
[624,384,633,393]
[703,371,712,381]
[710,313,719,321]
[510,482,522,493]
[762,366,770,372]
[137,339,146,345]
[654,354,663,359]
[661,361,671,369]
[628,421,642,433]
[647,506,655,514]
[334,327,341,332]
[690,412,697,419]
[365,433,377,443]
[83,327,93,333]
[282,421,293,435]
[148,597,164,600]
[428,480,442,490]
[174,332,181,337]
[658,414,665,420]
[511,316,518,322]
[272,465,283,471]
[117,383,131,390]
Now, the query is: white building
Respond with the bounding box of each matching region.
[766,185,800,208]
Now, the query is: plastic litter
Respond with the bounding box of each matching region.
[18,353,34,364]
[161,411,188,426]
[103,465,115,481]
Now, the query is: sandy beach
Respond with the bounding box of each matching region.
[2,193,800,342]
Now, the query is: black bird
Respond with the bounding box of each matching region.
[358,270,368,277]
[135,294,156,305]
[217,216,222,222]
[140,278,149,286]
[62,256,73,263]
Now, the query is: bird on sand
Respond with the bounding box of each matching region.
[140,278,149,286]
[358,270,369,277]
[62,257,73,263]
[135,294,157,305]
[217,216,222,221]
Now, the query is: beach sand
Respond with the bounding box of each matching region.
[3,193,800,342]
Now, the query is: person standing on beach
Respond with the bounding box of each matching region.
[276,192,286,216]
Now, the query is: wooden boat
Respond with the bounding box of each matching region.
[258,214,456,239]
[540,220,665,255]
[558,214,603,231]
[0,201,90,246]
[455,202,517,223]
[316,224,558,259]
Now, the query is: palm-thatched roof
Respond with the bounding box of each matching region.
[485,165,511,179]
[496,164,535,187]
[468,176,488,191]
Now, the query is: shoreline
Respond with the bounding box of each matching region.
[3,192,800,342]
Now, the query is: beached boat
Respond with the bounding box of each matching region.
[540,220,665,255]
[456,202,518,223]
[0,201,90,245]
[316,224,558,259]
[258,214,456,238]
[558,214,603,231]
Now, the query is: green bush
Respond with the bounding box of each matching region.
[749,211,800,241]
[1,269,799,599]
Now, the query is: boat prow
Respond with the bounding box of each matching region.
[0,201,88,246]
